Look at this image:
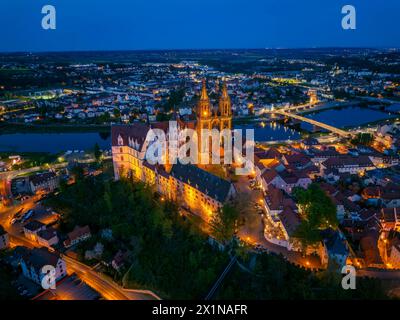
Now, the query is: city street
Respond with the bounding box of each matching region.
[234,174,322,270]
[0,195,159,300]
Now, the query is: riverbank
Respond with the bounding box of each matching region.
[0,123,111,134]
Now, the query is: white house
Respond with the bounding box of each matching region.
[20,248,66,285]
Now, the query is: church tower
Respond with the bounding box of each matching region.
[196,79,212,162]
[197,79,212,131]
[218,82,232,130]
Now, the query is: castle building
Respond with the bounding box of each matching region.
[112,80,236,219]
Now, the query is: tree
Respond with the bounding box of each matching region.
[70,165,84,182]
[293,220,323,248]
[94,143,102,162]
[210,204,239,243]
[293,183,338,229]
[351,132,374,146]
[113,108,121,118]
[293,183,338,247]
[162,88,185,112]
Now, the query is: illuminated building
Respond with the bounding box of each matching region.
[19,247,67,286]
[308,89,318,105]
[112,80,235,219]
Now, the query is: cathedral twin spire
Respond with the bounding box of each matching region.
[197,79,231,119]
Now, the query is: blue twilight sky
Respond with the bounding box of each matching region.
[0,0,399,52]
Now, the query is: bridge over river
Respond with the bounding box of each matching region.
[269,110,354,138]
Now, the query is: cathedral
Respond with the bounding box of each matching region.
[196,79,232,133]
[111,79,236,220]
[169,79,233,161]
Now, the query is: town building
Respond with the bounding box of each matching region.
[23,220,46,242]
[37,228,59,248]
[19,247,66,285]
[112,80,236,219]
[29,172,59,194]
[64,225,91,248]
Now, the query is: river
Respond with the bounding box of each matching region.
[0,106,397,153]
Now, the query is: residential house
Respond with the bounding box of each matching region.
[263,185,296,219]
[387,240,400,269]
[378,207,400,233]
[323,230,349,269]
[19,247,67,285]
[278,205,301,248]
[37,228,59,248]
[360,230,384,268]
[64,225,91,248]
[381,184,400,208]
[261,168,311,194]
[321,156,375,174]
[111,250,130,272]
[300,137,320,150]
[23,220,46,242]
[29,172,59,194]
[281,153,312,170]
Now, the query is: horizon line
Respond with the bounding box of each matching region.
[1,46,399,55]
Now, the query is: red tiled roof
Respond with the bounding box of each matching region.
[280,206,301,237]
[323,155,374,168]
[67,225,91,241]
[261,169,278,184]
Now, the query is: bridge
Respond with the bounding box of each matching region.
[270,110,353,138]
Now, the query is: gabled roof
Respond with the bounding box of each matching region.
[280,206,301,237]
[302,137,319,146]
[111,123,150,150]
[38,228,58,241]
[170,163,233,202]
[323,155,374,168]
[29,172,57,186]
[264,185,297,211]
[21,247,61,271]
[360,230,383,266]
[378,207,399,223]
[381,184,400,200]
[24,220,45,232]
[67,225,91,241]
[283,153,311,168]
[261,169,278,184]
[254,147,281,160]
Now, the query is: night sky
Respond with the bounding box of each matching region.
[1,0,399,52]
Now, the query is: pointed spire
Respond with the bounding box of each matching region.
[221,81,228,98]
[200,79,209,100]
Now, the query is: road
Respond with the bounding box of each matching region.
[63,255,159,300]
[271,110,352,137]
[234,175,322,270]
[0,197,159,300]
